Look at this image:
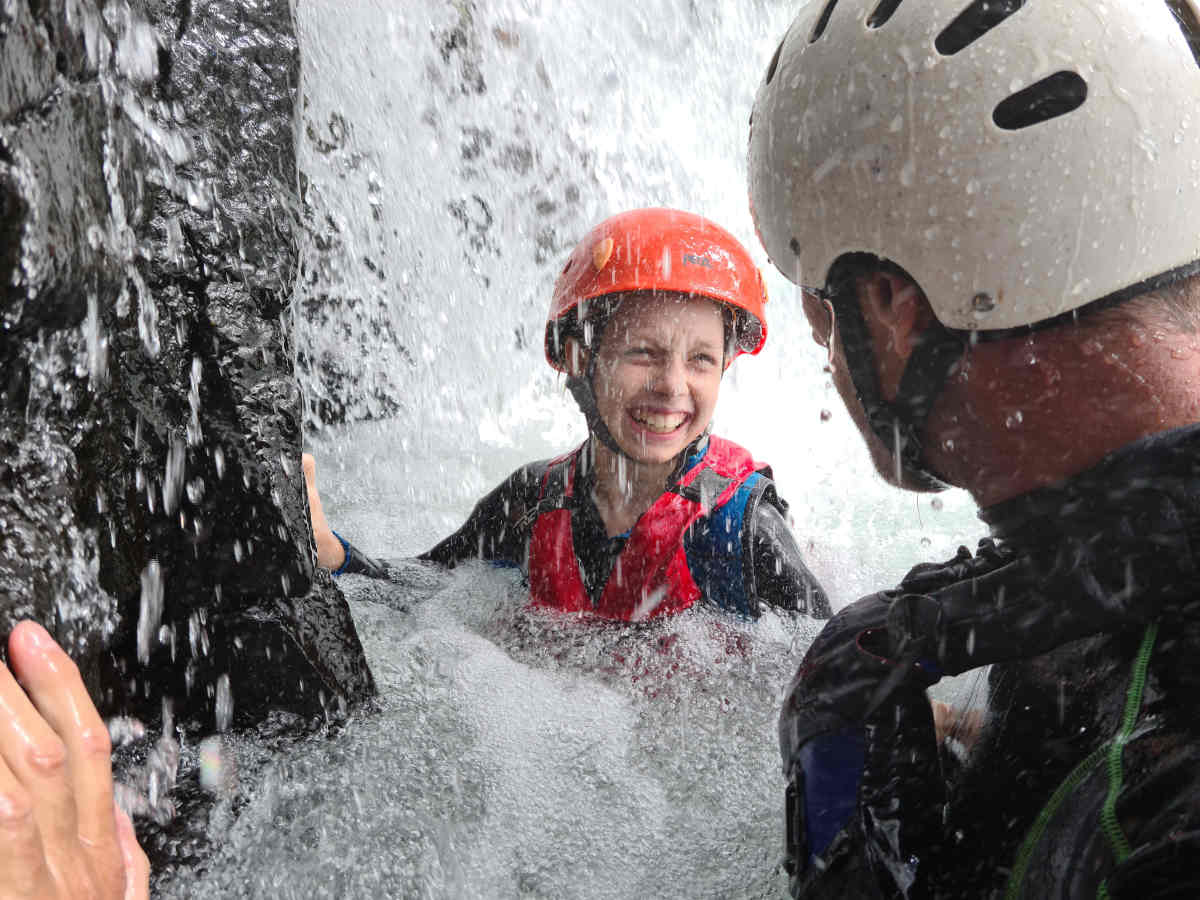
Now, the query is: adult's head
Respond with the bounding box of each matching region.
[545,208,769,462]
[749,0,1200,500]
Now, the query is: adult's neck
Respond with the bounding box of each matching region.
[923,316,1200,507]
[588,439,680,537]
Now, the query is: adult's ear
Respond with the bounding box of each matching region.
[860,271,935,361]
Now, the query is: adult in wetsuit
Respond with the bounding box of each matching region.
[747,0,1200,896]
[317,209,829,621]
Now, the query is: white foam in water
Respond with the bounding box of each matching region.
[162,566,825,899]
[156,0,988,895]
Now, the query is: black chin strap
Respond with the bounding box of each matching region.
[566,352,712,467]
[566,349,635,461]
[832,292,963,491]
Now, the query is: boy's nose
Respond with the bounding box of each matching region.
[649,355,688,395]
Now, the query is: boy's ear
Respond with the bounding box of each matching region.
[563,336,586,377]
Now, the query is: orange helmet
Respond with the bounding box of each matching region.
[544,208,768,371]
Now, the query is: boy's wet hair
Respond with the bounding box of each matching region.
[553,291,741,365]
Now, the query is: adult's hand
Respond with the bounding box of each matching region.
[302,453,347,570]
[1,620,149,899]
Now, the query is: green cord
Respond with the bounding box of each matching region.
[1004,622,1159,900]
[1097,621,1159,888]
[1004,741,1109,900]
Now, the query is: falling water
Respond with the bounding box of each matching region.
[148,1,984,896]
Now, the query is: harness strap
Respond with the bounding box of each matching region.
[1004,622,1160,900]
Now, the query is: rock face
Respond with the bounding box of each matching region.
[0,0,374,732]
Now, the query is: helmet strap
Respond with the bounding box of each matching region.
[832,292,962,491]
[565,354,634,461]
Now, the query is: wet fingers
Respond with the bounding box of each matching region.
[5,622,126,897]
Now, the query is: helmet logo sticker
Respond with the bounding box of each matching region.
[682,253,714,268]
[592,237,615,271]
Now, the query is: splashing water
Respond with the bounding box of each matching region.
[152,0,987,894]
[157,566,825,899]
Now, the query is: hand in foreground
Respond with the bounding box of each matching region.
[1,620,149,899]
[302,453,347,570]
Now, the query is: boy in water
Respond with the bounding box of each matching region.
[307,208,829,622]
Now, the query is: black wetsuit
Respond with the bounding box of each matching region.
[339,439,830,619]
[780,424,1200,898]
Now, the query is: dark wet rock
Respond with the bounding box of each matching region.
[0,0,374,737]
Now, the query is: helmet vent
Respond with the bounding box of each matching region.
[765,37,784,85]
[992,71,1087,130]
[1166,0,1200,69]
[935,0,1025,56]
[809,0,839,43]
[867,0,904,29]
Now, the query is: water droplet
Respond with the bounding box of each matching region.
[215,674,233,732]
[1005,410,1024,429]
[931,497,944,511]
[136,561,164,664]
[819,409,832,422]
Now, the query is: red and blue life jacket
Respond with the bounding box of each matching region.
[527,436,771,621]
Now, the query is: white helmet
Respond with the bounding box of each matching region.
[749,0,1200,331]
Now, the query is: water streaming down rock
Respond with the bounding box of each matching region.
[0,0,375,868]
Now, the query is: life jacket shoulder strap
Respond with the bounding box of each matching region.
[536,445,584,509]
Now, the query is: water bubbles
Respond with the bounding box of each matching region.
[136,560,164,663]
[162,438,186,515]
[186,477,205,503]
[107,715,147,747]
[135,272,160,357]
[930,497,943,511]
[85,291,109,385]
[1005,410,1024,429]
[198,735,237,795]
[187,356,204,445]
[215,674,234,732]
[819,409,832,422]
[214,446,226,478]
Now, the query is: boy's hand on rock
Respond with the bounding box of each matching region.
[302,453,347,570]
[0,620,150,900]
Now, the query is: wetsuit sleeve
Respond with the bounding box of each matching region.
[744,480,832,618]
[333,536,391,579]
[418,461,548,568]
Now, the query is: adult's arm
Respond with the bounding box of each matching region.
[0,620,150,900]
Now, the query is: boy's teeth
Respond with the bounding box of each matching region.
[633,411,686,433]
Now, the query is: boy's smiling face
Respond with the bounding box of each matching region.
[576,291,725,466]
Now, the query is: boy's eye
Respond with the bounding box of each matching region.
[691,352,718,366]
